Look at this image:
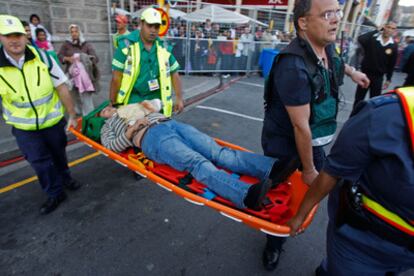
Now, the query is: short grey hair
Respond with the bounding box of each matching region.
[293,0,313,32]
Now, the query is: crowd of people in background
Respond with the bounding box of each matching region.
[20,14,100,116]
[13,9,414,116]
[111,12,294,73]
[163,18,295,73]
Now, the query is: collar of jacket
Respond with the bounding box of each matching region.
[123,29,163,45]
[281,36,322,64]
[0,46,36,68]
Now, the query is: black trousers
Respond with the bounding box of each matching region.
[12,119,71,198]
[404,73,414,86]
[353,73,384,109]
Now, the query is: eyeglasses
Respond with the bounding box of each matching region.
[308,9,344,21]
[320,9,343,21]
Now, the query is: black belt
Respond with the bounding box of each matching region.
[336,181,414,251]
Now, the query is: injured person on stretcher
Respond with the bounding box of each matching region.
[99,100,293,210]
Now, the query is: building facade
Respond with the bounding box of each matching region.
[0,0,112,74]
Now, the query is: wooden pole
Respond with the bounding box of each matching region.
[284,0,294,33]
[388,0,399,22]
[338,0,353,34]
[236,0,242,13]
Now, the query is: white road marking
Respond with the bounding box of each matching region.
[237,81,264,88]
[196,105,264,122]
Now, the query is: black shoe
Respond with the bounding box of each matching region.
[262,247,283,271]
[64,179,81,191]
[270,157,300,186]
[244,179,271,210]
[315,265,323,276]
[39,192,67,215]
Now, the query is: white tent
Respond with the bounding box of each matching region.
[182,5,268,27]
[131,7,187,19]
[403,29,414,37]
[170,8,187,19]
[111,8,130,16]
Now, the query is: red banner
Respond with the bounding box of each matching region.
[203,0,288,6]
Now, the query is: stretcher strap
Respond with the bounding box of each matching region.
[201,188,217,200]
[128,153,154,169]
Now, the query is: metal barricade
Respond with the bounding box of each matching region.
[108,0,384,75]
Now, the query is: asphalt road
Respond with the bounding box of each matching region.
[1,75,413,276]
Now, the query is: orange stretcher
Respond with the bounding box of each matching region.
[69,118,318,237]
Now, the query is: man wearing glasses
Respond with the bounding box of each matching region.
[261,0,369,271]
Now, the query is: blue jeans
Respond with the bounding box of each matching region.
[12,119,71,198]
[141,120,276,208]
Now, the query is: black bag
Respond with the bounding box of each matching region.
[402,51,414,74]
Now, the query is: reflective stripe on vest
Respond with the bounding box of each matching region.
[360,87,414,236]
[395,87,414,153]
[3,101,62,126]
[116,40,173,117]
[0,46,64,130]
[12,92,53,108]
[362,194,414,236]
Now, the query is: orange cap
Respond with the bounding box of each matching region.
[115,14,128,24]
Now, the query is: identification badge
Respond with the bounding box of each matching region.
[148,79,160,91]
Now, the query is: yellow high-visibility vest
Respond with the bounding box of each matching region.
[396,87,414,154]
[116,40,173,117]
[0,46,64,131]
[361,87,414,236]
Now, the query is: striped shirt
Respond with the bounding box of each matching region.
[100,112,167,152]
[100,114,132,153]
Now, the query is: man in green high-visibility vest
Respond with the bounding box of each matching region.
[109,7,184,117]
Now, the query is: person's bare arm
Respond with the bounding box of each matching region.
[55,83,77,130]
[141,101,157,113]
[171,72,184,113]
[344,64,370,88]
[286,104,318,185]
[287,171,338,235]
[109,70,123,106]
